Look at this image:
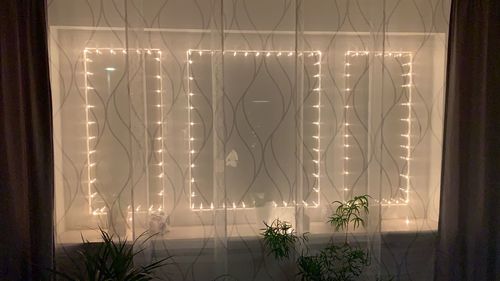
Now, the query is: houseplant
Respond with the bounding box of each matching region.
[51,228,171,281]
[261,195,372,281]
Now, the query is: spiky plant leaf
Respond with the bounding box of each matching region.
[50,227,171,281]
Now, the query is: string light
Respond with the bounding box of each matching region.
[84,48,95,214]
[345,50,413,206]
[84,47,165,215]
[186,49,322,211]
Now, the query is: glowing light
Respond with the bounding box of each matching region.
[187,53,195,214]
[361,51,413,206]
[84,47,164,214]
[186,49,322,211]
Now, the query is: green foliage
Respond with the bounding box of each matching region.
[328,195,370,232]
[316,244,369,281]
[297,255,323,281]
[51,228,171,281]
[261,219,307,260]
[297,244,369,281]
[261,195,374,281]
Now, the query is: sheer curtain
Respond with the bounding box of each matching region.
[47,1,450,280]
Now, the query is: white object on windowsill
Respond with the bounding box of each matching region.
[225,149,238,167]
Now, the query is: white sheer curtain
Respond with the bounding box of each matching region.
[48,0,450,280]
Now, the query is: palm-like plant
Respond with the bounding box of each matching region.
[52,228,171,281]
[261,195,372,281]
[328,195,370,243]
[261,219,308,260]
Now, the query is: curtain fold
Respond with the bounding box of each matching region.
[436,0,500,280]
[0,0,54,280]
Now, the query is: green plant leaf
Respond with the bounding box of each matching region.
[50,227,171,281]
[260,219,306,261]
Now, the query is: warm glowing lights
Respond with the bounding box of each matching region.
[187,49,322,211]
[84,47,164,215]
[344,50,413,206]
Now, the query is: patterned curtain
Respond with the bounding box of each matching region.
[47,1,450,280]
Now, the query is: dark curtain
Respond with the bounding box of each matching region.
[0,0,54,280]
[435,0,500,280]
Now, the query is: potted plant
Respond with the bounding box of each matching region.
[51,228,171,281]
[261,195,376,281]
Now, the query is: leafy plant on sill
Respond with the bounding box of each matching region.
[261,219,308,261]
[51,227,171,281]
[261,195,372,281]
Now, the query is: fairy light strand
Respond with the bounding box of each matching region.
[83,47,164,215]
[186,49,322,211]
[344,51,413,206]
